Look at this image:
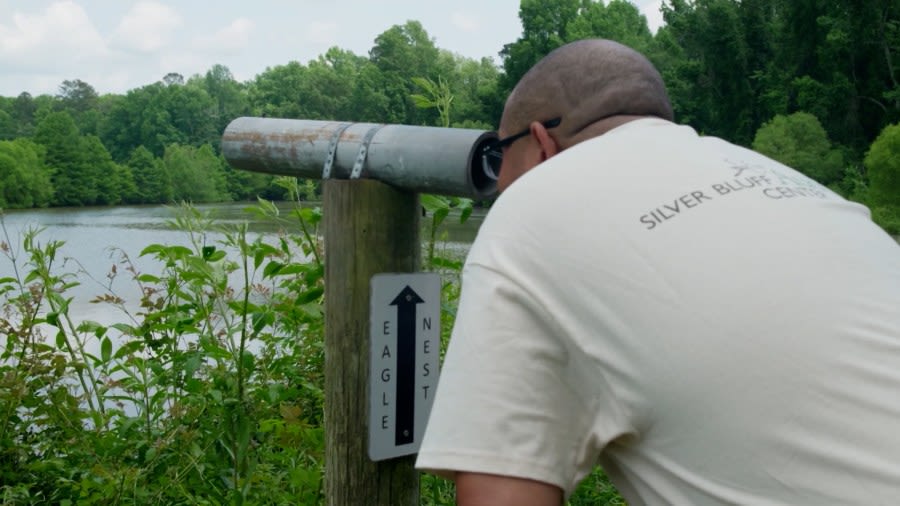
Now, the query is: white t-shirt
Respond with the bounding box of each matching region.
[415,118,900,504]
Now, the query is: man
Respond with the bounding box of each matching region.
[415,39,900,505]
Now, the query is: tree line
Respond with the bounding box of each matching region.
[1,0,899,230]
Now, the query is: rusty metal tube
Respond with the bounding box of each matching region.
[221,117,498,199]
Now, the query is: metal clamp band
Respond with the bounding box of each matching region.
[350,124,385,180]
[322,122,352,179]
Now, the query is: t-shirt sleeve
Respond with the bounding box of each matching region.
[415,253,595,497]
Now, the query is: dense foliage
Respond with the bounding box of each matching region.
[1,195,328,504]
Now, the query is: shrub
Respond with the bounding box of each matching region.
[864,123,900,208]
[752,112,844,185]
[0,197,325,504]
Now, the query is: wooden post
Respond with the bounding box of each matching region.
[323,179,420,506]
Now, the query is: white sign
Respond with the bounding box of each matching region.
[368,273,441,461]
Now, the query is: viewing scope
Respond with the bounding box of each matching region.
[222,117,499,199]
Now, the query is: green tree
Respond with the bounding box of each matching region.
[349,62,396,122]
[82,135,133,205]
[500,0,581,95]
[0,138,53,208]
[752,112,844,185]
[163,143,230,203]
[57,79,98,112]
[319,47,374,120]
[567,0,654,54]
[865,122,900,208]
[100,82,217,161]
[160,82,219,148]
[0,108,14,140]
[660,0,759,143]
[775,0,900,151]
[249,50,365,121]
[370,21,444,124]
[222,162,281,202]
[57,79,101,135]
[437,53,500,129]
[34,110,101,206]
[411,76,453,127]
[302,52,359,120]
[194,64,249,146]
[10,92,38,137]
[127,145,173,204]
[163,72,185,86]
[248,61,309,119]
[101,84,176,160]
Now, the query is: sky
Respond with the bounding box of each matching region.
[0,0,666,98]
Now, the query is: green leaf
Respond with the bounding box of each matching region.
[139,244,166,257]
[184,378,203,394]
[296,206,322,226]
[257,198,280,217]
[47,312,60,327]
[275,263,306,276]
[295,286,325,304]
[114,340,145,359]
[433,207,450,228]
[263,261,284,278]
[252,311,274,334]
[137,273,160,283]
[411,94,436,109]
[24,270,40,284]
[184,353,201,377]
[258,418,284,433]
[110,322,136,335]
[55,331,65,349]
[298,303,324,319]
[430,256,463,270]
[421,194,450,214]
[58,296,72,314]
[101,337,112,363]
[76,320,103,335]
[458,198,474,223]
[241,351,255,372]
[204,246,227,262]
[200,338,231,360]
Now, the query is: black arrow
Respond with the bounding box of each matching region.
[390,285,424,446]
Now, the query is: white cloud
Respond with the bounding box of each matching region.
[0,0,526,96]
[112,1,182,53]
[304,20,337,46]
[637,0,666,33]
[0,1,108,70]
[450,12,479,33]
[194,17,255,52]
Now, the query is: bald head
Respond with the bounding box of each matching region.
[502,39,673,148]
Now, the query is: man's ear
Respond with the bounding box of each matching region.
[530,121,560,161]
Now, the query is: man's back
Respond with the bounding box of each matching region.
[418,118,900,504]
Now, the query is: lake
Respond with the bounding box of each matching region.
[0,201,485,345]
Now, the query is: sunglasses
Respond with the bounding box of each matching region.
[481,117,562,181]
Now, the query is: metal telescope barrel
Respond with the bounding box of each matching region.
[222,117,499,199]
